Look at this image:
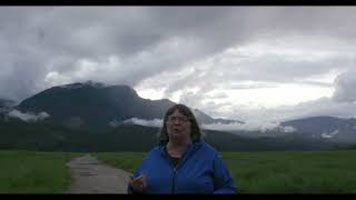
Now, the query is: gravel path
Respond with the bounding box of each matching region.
[66,154,132,194]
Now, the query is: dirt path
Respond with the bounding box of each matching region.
[66,154,132,194]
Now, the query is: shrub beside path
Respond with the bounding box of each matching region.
[66,154,132,194]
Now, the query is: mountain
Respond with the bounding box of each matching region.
[281,116,356,143]
[16,81,241,132]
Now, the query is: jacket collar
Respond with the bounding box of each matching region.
[159,140,203,162]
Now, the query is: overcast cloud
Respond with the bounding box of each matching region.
[1,6,356,127]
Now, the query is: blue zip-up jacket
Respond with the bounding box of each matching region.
[128,141,236,194]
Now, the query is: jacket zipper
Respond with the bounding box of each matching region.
[167,144,195,194]
[171,167,177,194]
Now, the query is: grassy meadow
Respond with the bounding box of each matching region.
[0,150,83,193]
[96,149,356,194]
[2,149,356,193]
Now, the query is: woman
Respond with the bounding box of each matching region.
[128,104,236,194]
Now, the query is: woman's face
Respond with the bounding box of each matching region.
[166,109,192,142]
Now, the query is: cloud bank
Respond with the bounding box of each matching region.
[2,7,356,125]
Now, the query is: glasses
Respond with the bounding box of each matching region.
[167,116,190,124]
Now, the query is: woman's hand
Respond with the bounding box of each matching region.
[129,174,147,193]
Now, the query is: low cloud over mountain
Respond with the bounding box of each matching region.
[7,109,50,122]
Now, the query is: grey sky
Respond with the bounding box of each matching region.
[1,6,356,125]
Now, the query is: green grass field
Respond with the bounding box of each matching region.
[0,150,83,193]
[2,149,356,193]
[96,150,356,194]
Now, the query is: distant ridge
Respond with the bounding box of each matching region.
[281,116,356,143]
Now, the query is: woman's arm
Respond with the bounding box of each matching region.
[127,157,148,194]
[212,153,236,194]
